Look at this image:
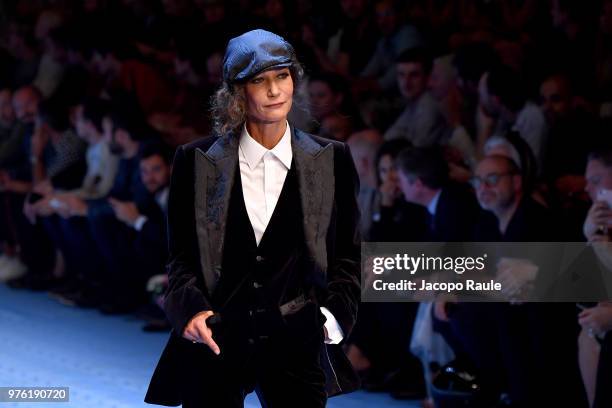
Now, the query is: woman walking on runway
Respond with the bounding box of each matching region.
[145,29,361,407]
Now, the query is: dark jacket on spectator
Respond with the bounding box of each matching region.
[428,183,481,242]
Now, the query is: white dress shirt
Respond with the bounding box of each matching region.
[74,140,119,199]
[426,189,442,216]
[239,121,344,344]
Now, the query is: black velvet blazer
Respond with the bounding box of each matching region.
[145,126,361,406]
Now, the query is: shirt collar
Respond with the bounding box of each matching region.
[239,121,292,170]
[156,186,169,208]
[427,189,442,215]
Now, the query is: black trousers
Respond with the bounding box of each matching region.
[180,328,327,408]
[348,302,422,375]
[42,215,104,284]
[0,192,55,274]
[449,303,587,407]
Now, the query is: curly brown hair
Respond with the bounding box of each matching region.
[210,64,309,136]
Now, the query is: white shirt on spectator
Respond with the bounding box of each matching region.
[72,140,118,199]
[238,121,344,345]
[384,91,450,146]
[512,101,548,171]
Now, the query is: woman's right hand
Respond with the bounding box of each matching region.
[182,310,221,355]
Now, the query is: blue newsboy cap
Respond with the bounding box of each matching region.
[223,29,297,83]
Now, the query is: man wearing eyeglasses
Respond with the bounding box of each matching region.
[580,149,612,408]
[470,154,547,240]
[453,154,586,407]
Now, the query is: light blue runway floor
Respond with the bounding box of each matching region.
[0,284,420,408]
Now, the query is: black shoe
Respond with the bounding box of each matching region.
[430,360,485,407]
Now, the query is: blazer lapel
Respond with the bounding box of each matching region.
[194,134,238,295]
[193,127,334,294]
[292,127,334,276]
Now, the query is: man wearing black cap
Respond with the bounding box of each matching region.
[145,29,361,407]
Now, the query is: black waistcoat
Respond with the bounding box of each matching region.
[212,160,312,315]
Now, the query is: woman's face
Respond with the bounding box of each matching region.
[244,67,293,125]
[378,154,398,186]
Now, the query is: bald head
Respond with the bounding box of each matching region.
[477,154,519,175]
[12,86,41,124]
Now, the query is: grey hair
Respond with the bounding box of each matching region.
[483,135,522,170]
[210,63,309,136]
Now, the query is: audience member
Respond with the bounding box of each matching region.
[89,35,174,116]
[307,73,350,123]
[477,65,548,170]
[347,129,383,237]
[302,0,377,77]
[428,54,476,168]
[29,100,87,192]
[384,47,449,148]
[580,149,612,407]
[397,147,479,241]
[62,98,118,200]
[1,85,56,290]
[366,140,429,242]
[540,73,602,193]
[447,155,585,407]
[346,140,429,401]
[319,113,353,142]
[31,9,65,99]
[358,0,424,94]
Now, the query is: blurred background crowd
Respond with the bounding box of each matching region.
[3,0,612,407]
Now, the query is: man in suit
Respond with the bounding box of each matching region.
[449,154,586,407]
[94,140,171,314]
[145,29,361,407]
[395,145,480,397]
[396,146,480,242]
[580,149,612,407]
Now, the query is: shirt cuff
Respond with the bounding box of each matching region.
[320,306,344,344]
[133,215,148,231]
